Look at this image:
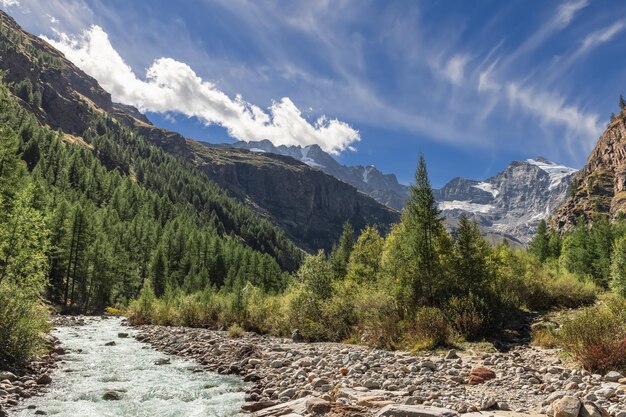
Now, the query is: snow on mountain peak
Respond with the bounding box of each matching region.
[526,158,577,190]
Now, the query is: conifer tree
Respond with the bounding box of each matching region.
[529,220,550,262]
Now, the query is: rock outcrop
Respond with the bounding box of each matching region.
[550,115,626,232]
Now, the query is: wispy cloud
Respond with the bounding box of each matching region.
[42,25,360,154]
[555,0,588,27]
[441,54,470,85]
[579,20,626,53]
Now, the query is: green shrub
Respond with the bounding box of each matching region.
[560,303,626,373]
[227,323,245,338]
[446,295,490,340]
[351,287,400,348]
[410,307,451,350]
[0,282,50,366]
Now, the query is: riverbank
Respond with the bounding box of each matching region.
[0,317,76,416]
[134,324,626,417]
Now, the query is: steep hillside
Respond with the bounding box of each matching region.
[0,10,398,253]
[436,158,576,244]
[551,115,626,231]
[221,140,409,210]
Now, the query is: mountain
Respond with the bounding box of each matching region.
[550,114,626,231]
[0,10,398,253]
[220,140,410,210]
[218,140,576,245]
[435,158,577,244]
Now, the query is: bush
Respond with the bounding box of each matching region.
[0,282,50,366]
[560,302,626,373]
[530,325,559,349]
[410,307,451,350]
[446,295,491,340]
[104,306,123,316]
[227,323,245,338]
[351,288,400,349]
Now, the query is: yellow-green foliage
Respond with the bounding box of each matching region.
[227,323,245,338]
[104,306,123,316]
[409,307,451,350]
[0,282,51,365]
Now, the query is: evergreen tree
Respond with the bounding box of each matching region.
[611,234,626,297]
[329,221,355,278]
[620,94,626,111]
[529,220,550,262]
[452,214,490,295]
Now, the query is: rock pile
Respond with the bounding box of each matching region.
[133,325,626,417]
[0,334,63,413]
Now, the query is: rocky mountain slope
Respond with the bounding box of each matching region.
[550,115,626,232]
[220,140,410,210]
[436,158,577,244]
[0,10,398,252]
[224,139,576,245]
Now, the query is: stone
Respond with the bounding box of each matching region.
[480,397,496,410]
[102,391,121,401]
[36,374,52,385]
[552,396,581,417]
[468,367,496,384]
[605,371,623,382]
[117,332,129,338]
[579,402,604,417]
[375,404,459,417]
[306,397,331,414]
[0,373,16,382]
[241,400,277,412]
[445,350,459,360]
[104,341,116,346]
[291,329,303,343]
[154,358,170,365]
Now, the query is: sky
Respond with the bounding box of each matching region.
[2,0,625,187]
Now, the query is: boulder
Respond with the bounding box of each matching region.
[102,391,121,401]
[468,367,496,384]
[605,371,623,382]
[292,329,303,343]
[36,374,52,385]
[306,398,331,414]
[375,404,459,417]
[552,396,581,417]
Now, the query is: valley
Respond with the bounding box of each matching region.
[0,4,626,417]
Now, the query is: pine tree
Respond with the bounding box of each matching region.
[329,221,355,279]
[620,94,626,111]
[529,220,550,262]
[452,214,490,295]
[388,154,451,311]
[610,235,626,297]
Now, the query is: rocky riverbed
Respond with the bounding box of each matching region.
[134,324,626,417]
[0,317,81,416]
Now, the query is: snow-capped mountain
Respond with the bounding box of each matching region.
[222,140,410,210]
[435,158,577,244]
[214,140,576,245]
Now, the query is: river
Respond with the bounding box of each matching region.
[15,317,245,417]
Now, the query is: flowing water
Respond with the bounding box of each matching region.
[16,317,245,417]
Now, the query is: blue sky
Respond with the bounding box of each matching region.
[3,0,625,186]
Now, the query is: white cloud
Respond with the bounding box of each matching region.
[555,0,588,27]
[505,83,602,148]
[0,0,20,7]
[441,54,470,85]
[42,25,360,154]
[580,20,625,53]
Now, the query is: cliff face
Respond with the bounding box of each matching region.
[550,116,626,231]
[0,10,399,252]
[188,144,399,251]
